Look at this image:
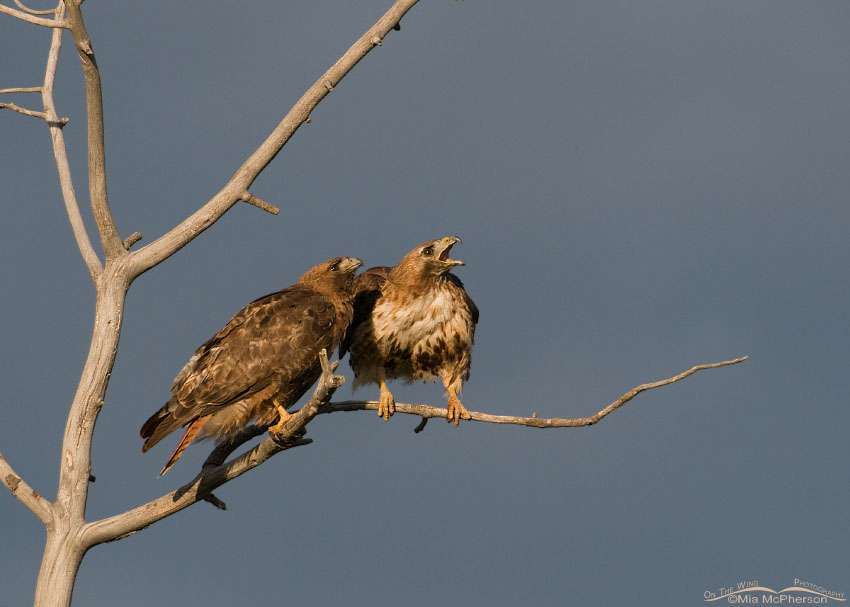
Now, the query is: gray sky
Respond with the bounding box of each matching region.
[2,1,849,605]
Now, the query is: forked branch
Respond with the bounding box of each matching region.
[1,1,100,280]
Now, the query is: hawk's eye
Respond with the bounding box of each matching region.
[422,246,434,257]
[329,262,340,272]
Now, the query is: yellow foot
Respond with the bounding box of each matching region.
[267,400,292,437]
[377,381,395,422]
[446,393,471,427]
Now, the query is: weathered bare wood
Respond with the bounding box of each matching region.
[41,0,102,281]
[13,0,54,15]
[241,191,280,215]
[0,100,45,118]
[0,2,67,27]
[324,357,749,428]
[0,86,42,93]
[64,0,125,260]
[0,453,53,526]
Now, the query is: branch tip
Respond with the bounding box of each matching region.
[371,35,383,46]
[123,232,143,249]
[324,356,748,430]
[240,192,280,215]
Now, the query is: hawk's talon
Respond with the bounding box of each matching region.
[377,381,395,421]
[446,393,471,427]
[267,399,293,437]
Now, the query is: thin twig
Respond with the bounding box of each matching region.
[123,232,143,249]
[324,357,749,428]
[40,0,102,281]
[241,191,280,215]
[0,86,42,94]
[0,101,46,119]
[14,0,55,15]
[0,3,68,26]
[0,452,53,526]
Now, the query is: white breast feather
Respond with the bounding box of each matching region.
[374,285,472,367]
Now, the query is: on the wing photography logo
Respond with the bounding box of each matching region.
[704,579,846,604]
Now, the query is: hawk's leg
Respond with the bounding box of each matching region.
[377,379,396,421]
[445,386,471,427]
[267,398,293,437]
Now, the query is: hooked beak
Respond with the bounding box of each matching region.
[340,257,363,273]
[435,236,464,266]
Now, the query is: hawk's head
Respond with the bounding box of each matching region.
[299,257,363,294]
[395,236,465,281]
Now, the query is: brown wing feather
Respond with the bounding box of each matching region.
[140,285,340,452]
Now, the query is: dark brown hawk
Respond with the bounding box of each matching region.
[342,236,478,425]
[141,256,362,474]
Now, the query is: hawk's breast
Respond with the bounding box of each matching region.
[372,281,474,382]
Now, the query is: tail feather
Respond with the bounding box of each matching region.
[158,414,211,476]
[141,397,184,453]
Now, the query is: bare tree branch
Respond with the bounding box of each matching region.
[13,0,55,15]
[241,191,280,215]
[80,356,746,547]
[0,2,67,26]
[0,100,45,118]
[0,86,42,93]
[122,231,143,249]
[0,452,54,526]
[127,0,421,279]
[63,0,125,261]
[324,357,749,428]
[80,350,342,547]
[40,0,102,281]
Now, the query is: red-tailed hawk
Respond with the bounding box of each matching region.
[141,257,362,474]
[342,236,478,425]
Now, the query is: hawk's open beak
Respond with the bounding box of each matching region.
[436,236,464,266]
